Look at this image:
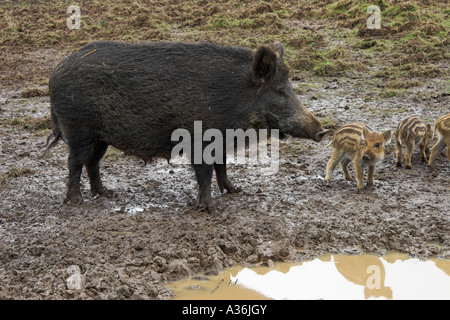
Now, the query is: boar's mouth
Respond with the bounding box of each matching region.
[265,112,328,142]
[282,122,329,142]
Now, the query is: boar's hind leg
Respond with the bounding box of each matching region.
[192,163,216,214]
[65,143,94,203]
[85,140,113,197]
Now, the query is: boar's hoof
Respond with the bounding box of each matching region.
[217,177,241,194]
[396,162,402,167]
[64,192,83,204]
[91,187,115,198]
[197,202,217,215]
[405,165,412,170]
[225,185,242,194]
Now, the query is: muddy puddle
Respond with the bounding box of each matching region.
[169,252,450,300]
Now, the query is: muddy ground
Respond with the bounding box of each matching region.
[1,1,449,300]
[1,73,448,299]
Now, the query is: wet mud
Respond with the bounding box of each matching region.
[1,71,448,299]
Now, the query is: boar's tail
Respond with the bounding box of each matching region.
[42,127,62,157]
[42,105,65,158]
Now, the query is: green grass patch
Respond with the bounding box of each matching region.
[0,0,448,86]
[1,116,52,132]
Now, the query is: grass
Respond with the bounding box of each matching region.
[0,0,448,87]
[320,117,339,133]
[21,87,49,98]
[103,147,126,162]
[385,78,422,89]
[1,116,52,132]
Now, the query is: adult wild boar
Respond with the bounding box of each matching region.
[46,41,328,213]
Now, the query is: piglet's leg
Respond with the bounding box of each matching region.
[367,165,375,190]
[428,138,446,171]
[325,149,343,183]
[340,158,352,181]
[405,140,414,169]
[395,139,402,167]
[419,142,428,163]
[353,159,365,193]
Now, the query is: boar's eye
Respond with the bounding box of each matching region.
[374,143,381,148]
[277,88,287,99]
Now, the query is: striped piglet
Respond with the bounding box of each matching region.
[325,123,392,192]
[394,116,432,169]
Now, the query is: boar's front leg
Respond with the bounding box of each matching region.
[214,151,241,194]
[214,164,241,194]
[192,162,216,214]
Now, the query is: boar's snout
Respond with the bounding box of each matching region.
[289,101,329,142]
[286,119,328,142]
[286,106,329,142]
[314,129,329,142]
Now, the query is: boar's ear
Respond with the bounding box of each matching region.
[272,41,284,60]
[383,129,392,143]
[426,123,432,133]
[252,45,278,85]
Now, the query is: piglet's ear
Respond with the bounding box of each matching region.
[361,126,369,141]
[252,45,277,85]
[383,129,392,144]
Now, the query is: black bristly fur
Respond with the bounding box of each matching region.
[47,41,326,212]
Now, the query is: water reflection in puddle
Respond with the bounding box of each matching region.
[169,253,450,300]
